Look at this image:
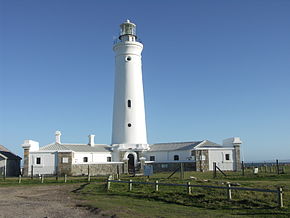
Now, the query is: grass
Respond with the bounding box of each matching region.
[1,167,290,217]
[72,168,290,217]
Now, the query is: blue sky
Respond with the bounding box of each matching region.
[1,0,290,162]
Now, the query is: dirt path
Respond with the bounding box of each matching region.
[0,184,105,218]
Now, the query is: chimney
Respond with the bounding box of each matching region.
[55,131,61,144]
[88,134,95,147]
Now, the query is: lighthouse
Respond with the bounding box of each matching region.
[112,20,149,155]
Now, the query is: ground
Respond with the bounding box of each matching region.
[0,168,289,217]
[0,184,109,218]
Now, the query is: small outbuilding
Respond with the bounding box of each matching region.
[0,144,22,177]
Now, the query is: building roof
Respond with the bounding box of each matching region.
[0,144,22,160]
[149,141,203,151]
[39,143,111,152]
[149,140,222,152]
[198,140,222,148]
[0,144,10,152]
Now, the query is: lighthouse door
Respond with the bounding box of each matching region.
[128,154,135,174]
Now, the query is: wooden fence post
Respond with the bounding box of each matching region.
[41,175,44,183]
[277,187,283,208]
[227,183,232,201]
[64,174,67,183]
[241,161,245,176]
[187,182,192,195]
[276,159,279,175]
[155,180,159,192]
[31,165,33,179]
[87,165,90,182]
[107,175,112,191]
[18,175,22,184]
[117,165,120,180]
[180,163,184,179]
[128,179,132,191]
[213,162,217,178]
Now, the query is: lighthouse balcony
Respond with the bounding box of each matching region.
[113,37,142,45]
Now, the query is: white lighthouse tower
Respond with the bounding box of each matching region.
[112,20,149,162]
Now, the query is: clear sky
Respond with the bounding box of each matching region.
[1,0,290,162]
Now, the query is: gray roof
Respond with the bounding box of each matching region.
[149,140,222,152]
[0,144,10,152]
[198,140,222,148]
[0,144,22,160]
[39,143,111,152]
[149,141,203,151]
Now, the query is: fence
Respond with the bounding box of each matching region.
[243,160,290,175]
[106,178,284,208]
[16,173,92,184]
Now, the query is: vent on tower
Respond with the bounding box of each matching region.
[128,100,131,108]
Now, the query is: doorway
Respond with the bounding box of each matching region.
[128,154,135,174]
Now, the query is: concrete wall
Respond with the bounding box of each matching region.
[29,152,56,175]
[208,149,234,171]
[194,150,209,172]
[146,162,196,173]
[143,150,191,162]
[233,145,241,171]
[23,149,29,176]
[57,152,72,175]
[73,152,112,164]
[71,163,124,176]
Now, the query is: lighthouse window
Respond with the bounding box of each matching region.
[125,56,131,61]
[128,123,132,127]
[128,100,131,108]
[83,157,88,162]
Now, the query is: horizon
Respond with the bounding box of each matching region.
[1,0,290,162]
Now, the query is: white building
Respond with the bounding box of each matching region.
[21,20,242,176]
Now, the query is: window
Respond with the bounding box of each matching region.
[62,157,69,163]
[125,56,131,61]
[225,154,230,161]
[174,155,179,161]
[128,123,132,127]
[107,157,112,162]
[36,157,41,165]
[150,156,155,161]
[83,157,88,162]
[128,100,131,108]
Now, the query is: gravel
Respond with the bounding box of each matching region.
[0,184,105,218]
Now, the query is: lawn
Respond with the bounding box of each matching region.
[73,167,290,217]
[1,166,290,217]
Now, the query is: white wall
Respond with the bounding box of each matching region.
[144,150,191,162]
[112,39,147,145]
[29,152,56,175]
[208,149,234,171]
[73,152,112,164]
